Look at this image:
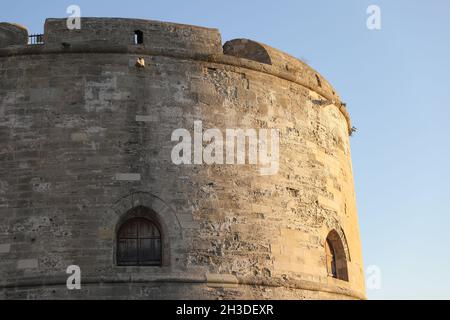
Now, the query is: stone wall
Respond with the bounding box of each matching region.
[0,18,364,300]
[44,18,222,55]
[0,23,28,48]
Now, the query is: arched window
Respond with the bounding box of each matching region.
[325,238,337,278]
[134,30,144,45]
[117,217,161,266]
[325,230,349,281]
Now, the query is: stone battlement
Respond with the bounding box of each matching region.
[43,18,223,55]
[0,18,350,131]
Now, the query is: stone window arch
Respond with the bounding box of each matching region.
[111,193,182,267]
[116,207,163,266]
[325,230,349,281]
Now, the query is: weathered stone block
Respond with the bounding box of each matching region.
[0,23,28,48]
[17,259,38,270]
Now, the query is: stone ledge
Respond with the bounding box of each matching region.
[0,274,365,300]
[206,273,239,288]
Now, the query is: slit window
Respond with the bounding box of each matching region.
[325,238,338,278]
[315,74,322,88]
[134,30,144,45]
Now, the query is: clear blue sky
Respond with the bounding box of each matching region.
[3,0,450,300]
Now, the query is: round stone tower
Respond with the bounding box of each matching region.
[0,18,365,299]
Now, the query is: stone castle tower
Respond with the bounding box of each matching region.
[0,18,365,299]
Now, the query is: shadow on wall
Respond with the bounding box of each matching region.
[223,39,272,65]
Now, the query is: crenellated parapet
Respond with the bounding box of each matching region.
[43,18,223,55]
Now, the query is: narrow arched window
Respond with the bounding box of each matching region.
[325,230,349,281]
[134,30,144,45]
[117,217,161,266]
[325,238,338,278]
